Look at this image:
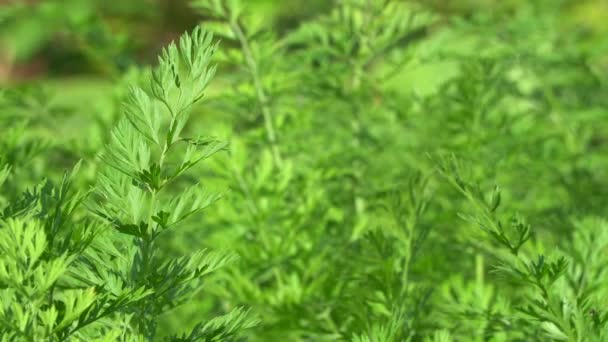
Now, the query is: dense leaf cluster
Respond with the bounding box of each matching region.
[1,0,607,341]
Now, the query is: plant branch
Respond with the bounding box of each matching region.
[228,19,284,169]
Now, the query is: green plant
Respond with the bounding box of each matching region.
[1,0,607,341]
[437,154,608,341]
[0,26,257,341]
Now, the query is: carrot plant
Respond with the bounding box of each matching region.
[1,0,607,341]
[0,26,257,341]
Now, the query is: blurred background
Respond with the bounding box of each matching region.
[1,0,606,193]
[1,1,608,339]
[0,0,606,83]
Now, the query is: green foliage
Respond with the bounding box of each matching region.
[1,0,607,341]
[0,25,256,341]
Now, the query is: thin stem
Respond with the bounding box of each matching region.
[229,19,284,169]
[475,253,484,294]
[131,136,169,338]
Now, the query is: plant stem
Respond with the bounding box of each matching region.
[229,19,284,169]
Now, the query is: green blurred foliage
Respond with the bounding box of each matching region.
[1,0,608,340]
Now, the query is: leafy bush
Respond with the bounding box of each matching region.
[1,0,607,341]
